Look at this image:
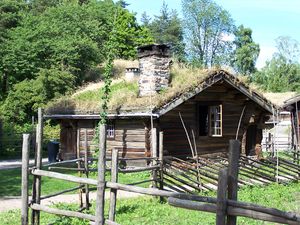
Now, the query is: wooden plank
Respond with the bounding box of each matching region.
[31,204,95,221]
[21,134,30,225]
[227,140,241,225]
[84,129,90,210]
[95,124,106,225]
[109,149,119,221]
[32,108,43,225]
[216,168,228,225]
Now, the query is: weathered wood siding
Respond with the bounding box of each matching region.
[106,120,147,158]
[60,120,77,160]
[159,81,267,158]
[61,119,147,160]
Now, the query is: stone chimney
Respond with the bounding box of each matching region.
[138,44,171,97]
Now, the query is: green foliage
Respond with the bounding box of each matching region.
[44,120,60,141]
[1,182,299,224]
[232,25,260,75]
[144,2,185,61]
[252,36,300,92]
[113,6,153,59]
[0,0,153,126]
[182,0,235,67]
[0,68,75,124]
[1,2,105,86]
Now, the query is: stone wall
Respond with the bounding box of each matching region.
[138,44,171,97]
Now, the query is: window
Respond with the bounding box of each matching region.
[198,104,222,137]
[198,105,209,136]
[106,121,115,139]
[209,105,222,137]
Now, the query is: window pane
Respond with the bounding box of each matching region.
[210,105,222,136]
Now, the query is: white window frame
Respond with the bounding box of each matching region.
[106,121,115,139]
[209,105,222,137]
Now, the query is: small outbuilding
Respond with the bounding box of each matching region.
[283,94,300,151]
[45,44,277,161]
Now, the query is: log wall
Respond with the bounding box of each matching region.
[159,82,267,158]
[60,119,147,160]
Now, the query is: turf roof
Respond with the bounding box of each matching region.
[45,62,284,117]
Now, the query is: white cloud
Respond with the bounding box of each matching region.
[256,46,277,69]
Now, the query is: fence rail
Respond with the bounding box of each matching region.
[21,109,300,225]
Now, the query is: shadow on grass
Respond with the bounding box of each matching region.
[117,204,138,214]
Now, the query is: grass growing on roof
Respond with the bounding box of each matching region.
[46,61,277,114]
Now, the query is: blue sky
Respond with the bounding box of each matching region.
[125,0,300,69]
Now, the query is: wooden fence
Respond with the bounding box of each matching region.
[21,109,300,225]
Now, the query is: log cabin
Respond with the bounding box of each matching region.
[283,94,300,151]
[45,44,278,162]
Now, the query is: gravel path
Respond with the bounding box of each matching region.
[0,191,144,213]
[0,158,48,170]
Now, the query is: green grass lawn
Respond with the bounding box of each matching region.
[0,167,151,197]
[0,182,299,225]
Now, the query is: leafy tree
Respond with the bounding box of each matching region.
[140,11,151,27]
[182,0,235,67]
[232,25,260,75]
[252,36,300,92]
[113,5,153,59]
[147,2,185,61]
[0,68,75,124]
[0,0,27,98]
[28,0,62,14]
[274,36,300,63]
[0,0,153,124]
[116,0,129,8]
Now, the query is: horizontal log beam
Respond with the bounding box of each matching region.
[168,198,299,225]
[30,203,95,221]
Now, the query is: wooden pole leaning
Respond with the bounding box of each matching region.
[109,149,119,221]
[216,168,228,225]
[77,128,83,209]
[95,124,107,225]
[151,127,158,188]
[21,134,31,225]
[227,139,241,225]
[84,129,90,210]
[159,131,164,202]
[32,108,43,225]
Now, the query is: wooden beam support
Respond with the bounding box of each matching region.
[227,139,241,225]
[216,168,228,225]
[109,149,119,221]
[95,124,107,225]
[21,134,30,225]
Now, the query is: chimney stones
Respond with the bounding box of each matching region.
[137,44,171,97]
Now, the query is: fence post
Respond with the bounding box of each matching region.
[84,129,90,210]
[216,168,228,225]
[21,134,31,225]
[95,124,106,225]
[159,131,164,201]
[227,139,241,225]
[32,108,43,225]
[151,127,158,188]
[0,119,2,151]
[109,148,119,221]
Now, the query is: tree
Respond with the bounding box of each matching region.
[274,36,300,63]
[182,0,235,67]
[0,68,75,124]
[0,0,26,98]
[252,36,300,92]
[140,11,151,27]
[232,25,260,75]
[113,5,153,59]
[147,1,185,61]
